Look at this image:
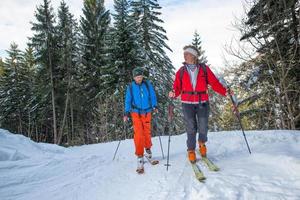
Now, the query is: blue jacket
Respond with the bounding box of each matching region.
[125,80,157,115]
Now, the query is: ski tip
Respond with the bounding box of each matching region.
[151,160,159,165]
[202,157,220,171]
[196,175,206,182]
[136,168,145,174]
[198,178,206,182]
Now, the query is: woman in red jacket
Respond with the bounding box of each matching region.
[169,45,228,163]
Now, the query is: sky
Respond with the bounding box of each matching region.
[0,0,246,72]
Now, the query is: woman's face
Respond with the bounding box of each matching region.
[134,75,144,84]
[184,52,196,64]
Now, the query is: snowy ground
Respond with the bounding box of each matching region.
[0,128,300,200]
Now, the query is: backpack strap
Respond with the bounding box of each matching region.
[200,63,208,86]
[179,66,186,90]
[179,63,208,90]
[143,80,152,108]
[129,82,135,110]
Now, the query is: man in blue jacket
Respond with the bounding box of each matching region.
[124,67,158,173]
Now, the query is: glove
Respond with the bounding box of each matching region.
[232,104,238,114]
[123,113,130,122]
[226,88,234,96]
[123,116,129,122]
[168,91,175,98]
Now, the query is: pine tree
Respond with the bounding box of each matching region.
[100,0,146,140]
[0,58,4,76]
[131,0,177,135]
[0,43,33,134]
[239,0,300,129]
[112,0,144,87]
[0,43,22,133]
[79,0,110,95]
[0,57,3,128]
[22,46,37,139]
[192,30,208,64]
[56,0,80,144]
[79,0,110,143]
[30,0,59,143]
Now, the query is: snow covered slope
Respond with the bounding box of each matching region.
[0,128,300,200]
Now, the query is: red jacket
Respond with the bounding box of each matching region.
[173,64,227,103]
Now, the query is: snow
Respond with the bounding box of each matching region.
[268,69,274,75]
[1,128,300,200]
[276,87,281,95]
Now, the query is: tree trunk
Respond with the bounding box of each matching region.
[50,60,57,144]
[70,98,74,141]
[28,112,31,139]
[57,90,69,145]
[35,124,38,142]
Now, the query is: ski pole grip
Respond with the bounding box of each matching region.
[168,99,175,121]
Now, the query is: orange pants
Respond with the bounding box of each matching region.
[131,112,152,157]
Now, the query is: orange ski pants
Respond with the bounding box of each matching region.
[131,112,152,157]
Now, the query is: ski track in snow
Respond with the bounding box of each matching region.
[0,129,300,200]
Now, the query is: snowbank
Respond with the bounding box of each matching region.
[0,129,65,161]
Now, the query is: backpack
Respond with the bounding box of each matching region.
[129,80,152,112]
[179,63,208,92]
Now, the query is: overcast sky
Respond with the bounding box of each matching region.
[0,0,245,71]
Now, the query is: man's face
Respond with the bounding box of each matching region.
[184,52,196,64]
[134,75,143,84]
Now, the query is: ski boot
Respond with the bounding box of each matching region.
[136,156,144,174]
[145,148,152,159]
[145,148,159,165]
[188,150,196,164]
[199,142,207,158]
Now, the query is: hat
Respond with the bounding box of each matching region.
[183,46,199,57]
[132,67,144,77]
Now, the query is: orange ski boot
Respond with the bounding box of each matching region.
[199,142,207,158]
[188,150,196,163]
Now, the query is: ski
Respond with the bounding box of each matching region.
[190,162,206,182]
[201,157,220,171]
[145,155,159,165]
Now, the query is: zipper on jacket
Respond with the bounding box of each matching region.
[139,85,143,109]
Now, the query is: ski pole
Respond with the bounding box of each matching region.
[158,133,165,159]
[113,121,127,160]
[153,112,165,159]
[165,98,174,171]
[228,87,252,154]
[112,140,121,161]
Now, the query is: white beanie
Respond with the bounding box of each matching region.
[184,47,199,57]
